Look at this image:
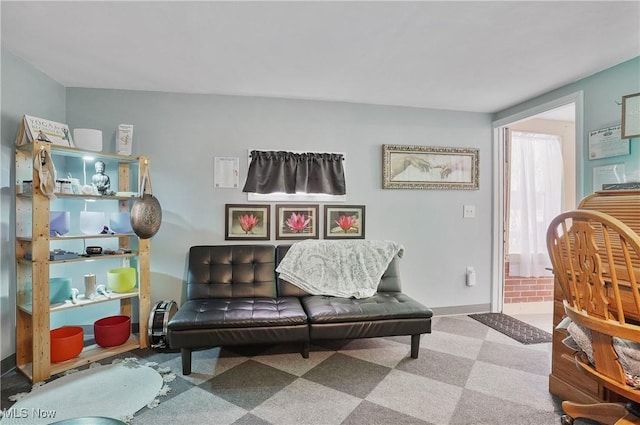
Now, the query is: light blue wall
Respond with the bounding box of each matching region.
[65,89,494,315]
[1,50,66,361]
[495,56,640,199]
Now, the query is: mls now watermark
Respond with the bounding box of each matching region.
[1,408,57,419]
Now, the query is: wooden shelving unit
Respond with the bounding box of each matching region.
[15,141,151,382]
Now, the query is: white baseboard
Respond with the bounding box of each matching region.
[502,301,553,315]
[430,303,491,316]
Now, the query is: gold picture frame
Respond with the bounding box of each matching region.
[382,144,479,190]
[621,92,640,139]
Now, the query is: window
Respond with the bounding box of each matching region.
[508,131,563,277]
[243,150,346,202]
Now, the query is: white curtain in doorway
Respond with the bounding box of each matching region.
[509,131,563,277]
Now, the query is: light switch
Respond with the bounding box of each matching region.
[463,205,475,218]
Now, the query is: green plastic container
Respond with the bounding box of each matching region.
[107,267,136,293]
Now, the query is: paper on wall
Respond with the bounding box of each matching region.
[117,124,134,155]
[593,164,625,192]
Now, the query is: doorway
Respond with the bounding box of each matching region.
[503,106,576,317]
[491,92,583,324]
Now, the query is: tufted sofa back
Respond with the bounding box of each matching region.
[275,244,402,296]
[186,245,277,300]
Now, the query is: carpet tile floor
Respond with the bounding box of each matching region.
[2,315,602,425]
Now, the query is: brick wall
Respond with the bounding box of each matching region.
[504,261,554,304]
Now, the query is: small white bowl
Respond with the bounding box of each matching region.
[80,211,105,235]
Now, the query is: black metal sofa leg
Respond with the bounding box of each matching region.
[411,334,420,358]
[301,341,310,358]
[181,348,192,375]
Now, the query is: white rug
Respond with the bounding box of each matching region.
[1,358,167,424]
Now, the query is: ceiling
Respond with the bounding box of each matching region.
[2,1,639,114]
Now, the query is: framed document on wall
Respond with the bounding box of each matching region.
[621,92,640,139]
[588,125,628,159]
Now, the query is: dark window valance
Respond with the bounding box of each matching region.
[242,150,346,195]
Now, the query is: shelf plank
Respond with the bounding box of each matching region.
[52,233,137,240]
[17,142,141,163]
[18,233,136,242]
[17,335,141,381]
[18,252,139,265]
[50,253,138,264]
[17,193,139,201]
[18,291,139,315]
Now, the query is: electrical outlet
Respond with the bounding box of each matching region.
[466,266,476,286]
[463,204,476,218]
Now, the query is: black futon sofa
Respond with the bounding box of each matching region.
[167,244,433,375]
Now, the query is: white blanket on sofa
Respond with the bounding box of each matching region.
[276,240,404,299]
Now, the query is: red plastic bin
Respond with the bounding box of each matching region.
[94,315,131,348]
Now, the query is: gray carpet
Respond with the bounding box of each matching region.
[2,315,578,424]
[468,313,553,345]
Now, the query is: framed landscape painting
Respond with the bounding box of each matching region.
[324,205,365,239]
[276,204,319,240]
[225,204,270,240]
[382,144,479,190]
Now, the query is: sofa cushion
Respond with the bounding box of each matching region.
[302,292,432,324]
[187,245,277,300]
[168,297,307,331]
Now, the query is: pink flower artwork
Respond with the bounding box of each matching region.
[285,212,310,233]
[238,214,259,234]
[335,215,357,233]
